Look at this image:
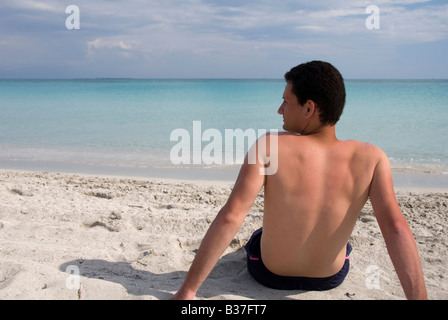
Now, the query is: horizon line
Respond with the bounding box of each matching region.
[1,77,447,81]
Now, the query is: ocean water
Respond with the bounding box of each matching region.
[0,79,447,181]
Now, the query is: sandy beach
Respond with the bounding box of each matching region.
[0,169,447,300]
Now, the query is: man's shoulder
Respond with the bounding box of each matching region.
[268,134,388,160]
[345,139,384,153]
[345,140,389,165]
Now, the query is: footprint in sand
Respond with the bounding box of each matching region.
[0,263,22,290]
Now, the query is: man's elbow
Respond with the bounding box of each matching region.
[216,204,246,227]
[389,217,412,237]
[382,216,415,247]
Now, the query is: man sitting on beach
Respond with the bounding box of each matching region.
[172,61,427,300]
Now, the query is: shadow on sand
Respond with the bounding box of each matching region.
[59,249,305,300]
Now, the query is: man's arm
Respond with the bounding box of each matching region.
[172,142,266,300]
[369,150,427,300]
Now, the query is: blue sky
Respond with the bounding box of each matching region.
[1,0,447,79]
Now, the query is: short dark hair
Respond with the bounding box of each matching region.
[284,61,346,126]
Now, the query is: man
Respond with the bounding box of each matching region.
[172,61,427,300]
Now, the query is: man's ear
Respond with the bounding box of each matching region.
[304,100,316,117]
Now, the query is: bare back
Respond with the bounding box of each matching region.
[261,132,381,277]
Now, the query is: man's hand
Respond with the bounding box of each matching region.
[171,287,196,300]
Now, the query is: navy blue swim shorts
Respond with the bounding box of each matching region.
[245,228,352,291]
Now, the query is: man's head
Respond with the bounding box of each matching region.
[283,61,346,127]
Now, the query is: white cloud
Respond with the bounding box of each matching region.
[1,0,61,12]
[379,4,448,43]
[87,38,133,51]
[76,0,448,78]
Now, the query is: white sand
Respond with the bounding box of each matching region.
[0,169,447,300]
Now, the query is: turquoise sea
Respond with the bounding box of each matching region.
[0,79,447,185]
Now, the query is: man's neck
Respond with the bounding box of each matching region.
[299,122,338,144]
